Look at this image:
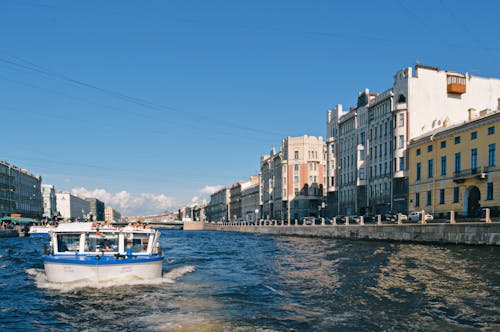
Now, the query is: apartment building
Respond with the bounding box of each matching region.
[85,197,105,221]
[408,109,499,218]
[0,162,15,217]
[206,187,230,222]
[42,184,57,219]
[260,135,326,222]
[104,206,121,222]
[326,64,500,216]
[56,192,91,220]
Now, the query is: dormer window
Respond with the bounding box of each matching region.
[397,94,406,104]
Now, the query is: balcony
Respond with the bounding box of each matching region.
[453,166,490,183]
[447,74,466,94]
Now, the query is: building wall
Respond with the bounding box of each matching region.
[56,192,91,220]
[241,183,259,222]
[11,166,43,219]
[207,187,230,222]
[85,198,105,221]
[0,162,15,217]
[408,110,499,218]
[42,184,57,219]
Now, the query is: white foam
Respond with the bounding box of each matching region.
[25,265,196,292]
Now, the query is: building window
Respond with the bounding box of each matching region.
[416,148,421,156]
[294,151,299,159]
[399,135,404,148]
[330,176,334,186]
[399,113,405,127]
[359,168,365,180]
[294,164,299,172]
[441,156,446,176]
[427,145,433,152]
[399,157,405,171]
[440,141,446,148]
[453,187,459,203]
[294,176,299,184]
[415,192,420,207]
[471,148,478,171]
[360,132,366,145]
[439,189,445,204]
[487,182,493,200]
[428,159,434,178]
[426,191,432,206]
[471,131,477,140]
[309,163,313,171]
[455,152,461,173]
[488,144,496,166]
[454,136,461,144]
[416,162,421,181]
[360,149,365,161]
[384,142,387,155]
[488,126,495,135]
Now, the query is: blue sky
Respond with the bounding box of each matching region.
[2,0,499,215]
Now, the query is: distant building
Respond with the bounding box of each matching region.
[85,198,105,221]
[0,161,15,218]
[207,187,230,222]
[228,176,259,221]
[408,109,499,218]
[1,161,43,219]
[105,206,121,222]
[56,192,91,220]
[260,135,326,222]
[241,178,260,222]
[42,184,57,219]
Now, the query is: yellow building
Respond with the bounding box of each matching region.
[408,109,499,219]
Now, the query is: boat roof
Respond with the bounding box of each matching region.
[0,217,41,224]
[53,222,156,234]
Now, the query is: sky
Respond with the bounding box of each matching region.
[2,0,500,216]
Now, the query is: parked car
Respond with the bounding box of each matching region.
[302,217,315,225]
[408,211,433,222]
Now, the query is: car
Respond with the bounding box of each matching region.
[302,217,315,225]
[408,211,433,222]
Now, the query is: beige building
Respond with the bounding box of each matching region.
[260,135,326,222]
[104,206,121,222]
[408,109,499,218]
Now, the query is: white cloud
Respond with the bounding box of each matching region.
[199,185,223,195]
[71,187,176,216]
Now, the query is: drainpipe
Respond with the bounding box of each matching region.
[430,133,437,216]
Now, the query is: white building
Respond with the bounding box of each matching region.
[240,180,260,222]
[42,184,57,219]
[104,206,122,222]
[56,192,90,221]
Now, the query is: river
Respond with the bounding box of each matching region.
[0,229,498,331]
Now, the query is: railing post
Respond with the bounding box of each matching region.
[397,213,402,225]
[321,217,325,226]
[345,216,350,225]
[377,214,382,225]
[450,211,455,224]
[360,216,364,225]
[485,208,491,223]
[333,217,337,226]
[421,210,426,224]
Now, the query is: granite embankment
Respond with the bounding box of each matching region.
[184,221,500,245]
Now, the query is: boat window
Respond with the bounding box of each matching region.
[87,234,119,252]
[57,234,81,253]
[126,233,149,253]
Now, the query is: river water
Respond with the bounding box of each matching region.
[0,229,498,331]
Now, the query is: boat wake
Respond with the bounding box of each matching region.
[26,265,195,292]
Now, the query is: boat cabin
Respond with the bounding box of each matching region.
[50,223,159,256]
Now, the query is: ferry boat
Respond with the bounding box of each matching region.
[44,222,164,283]
[29,224,54,237]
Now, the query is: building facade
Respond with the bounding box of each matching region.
[85,198,105,221]
[11,164,43,219]
[56,192,91,220]
[206,187,230,222]
[326,64,500,216]
[104,206,122,222]
[241,181,260,222]
[0,161,15,217]
[408,109,499,218]
[260,135,326,222]
[42,184,57,220]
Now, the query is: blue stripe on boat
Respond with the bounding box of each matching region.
[44,254,163,265]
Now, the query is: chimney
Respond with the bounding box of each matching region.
[468,108,477,120]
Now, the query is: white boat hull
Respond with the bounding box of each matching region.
[44,259,163,283]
